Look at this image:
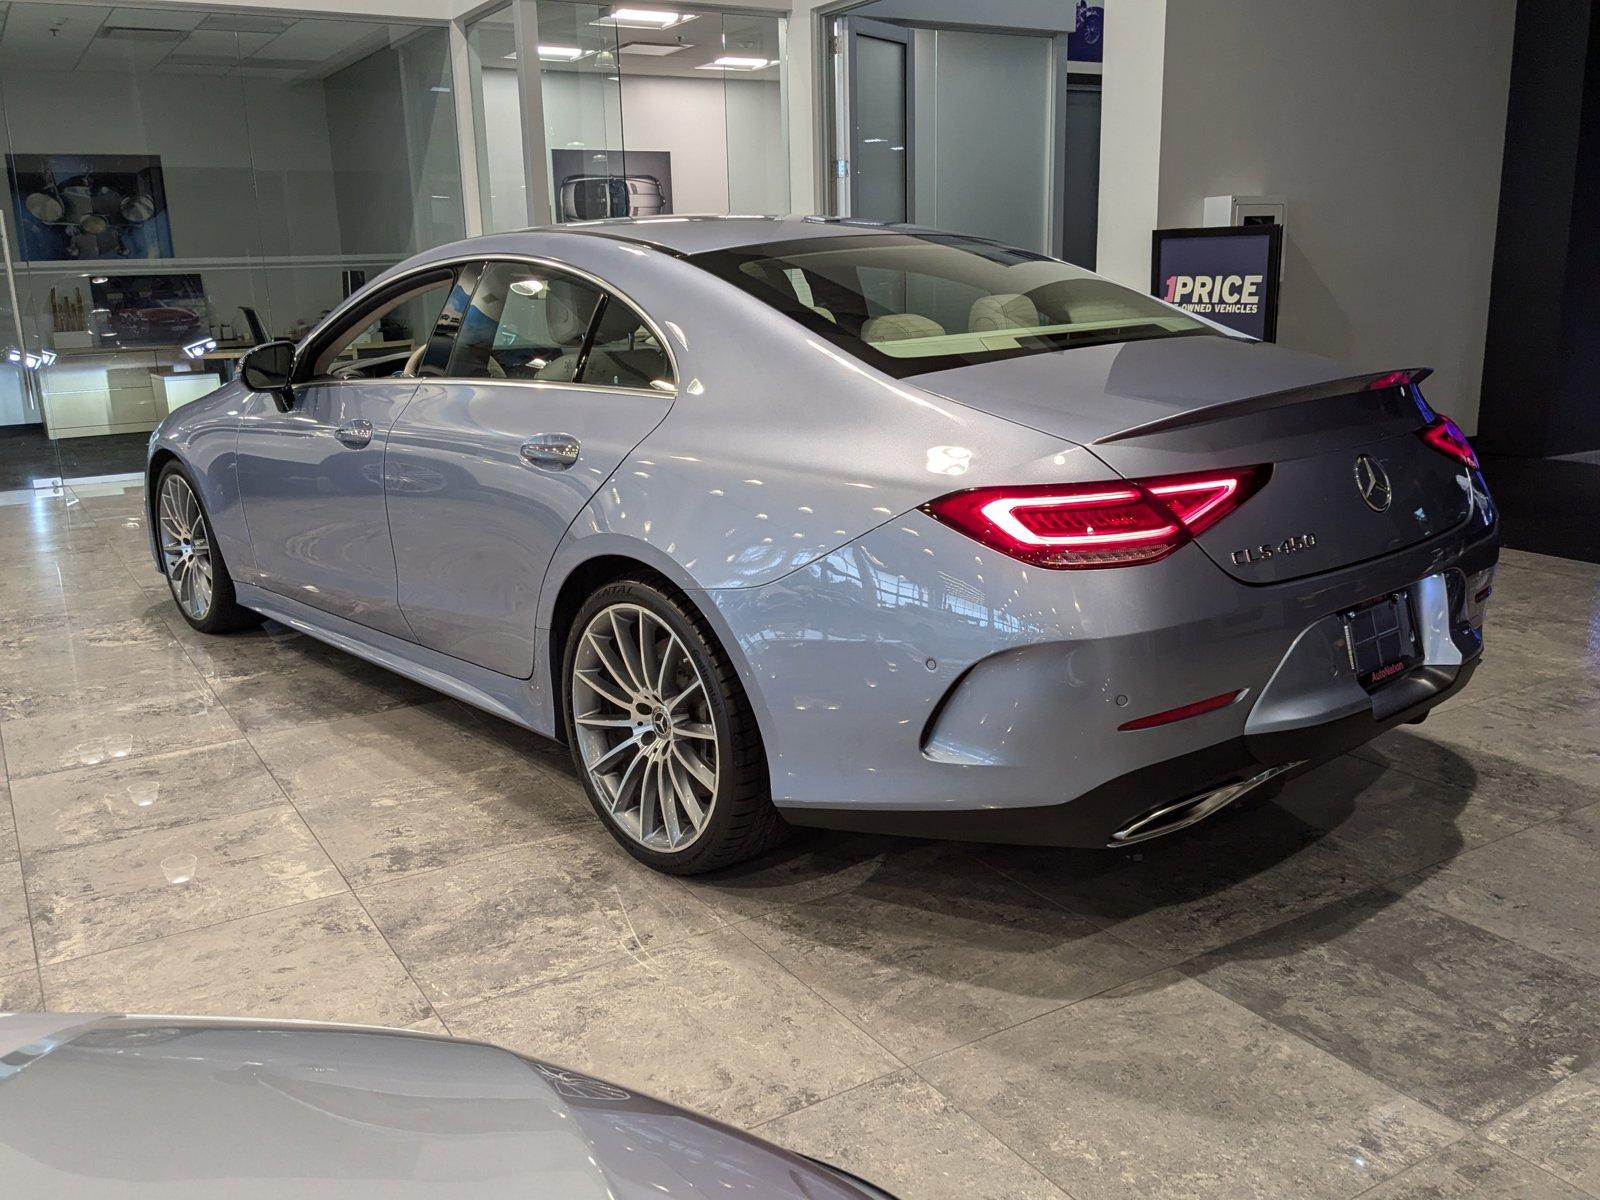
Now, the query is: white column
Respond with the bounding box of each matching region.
[449,19,486,237]
[1094,0,1168,287]
[512,0,554,226]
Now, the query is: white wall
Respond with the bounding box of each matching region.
[1102,0,1515,429]
[480,68,529,231]
[1095,0,1166,286]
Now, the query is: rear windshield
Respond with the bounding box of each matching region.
[689,232,1213,378]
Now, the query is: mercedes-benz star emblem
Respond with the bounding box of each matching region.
[1354,454,1392,512]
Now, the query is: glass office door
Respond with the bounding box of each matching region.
[846,17,911,224]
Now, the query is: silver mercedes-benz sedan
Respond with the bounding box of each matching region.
[147,216,1498,874]
[0,1012,895,1197]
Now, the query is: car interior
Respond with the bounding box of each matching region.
[311,263,673,391]
[742,254,1194,361]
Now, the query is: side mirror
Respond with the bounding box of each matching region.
[240,340,296,407]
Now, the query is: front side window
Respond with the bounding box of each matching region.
[306,273,456,380]
[445,260,674,391]
[690,233,1213,378]
[448,262,604,381]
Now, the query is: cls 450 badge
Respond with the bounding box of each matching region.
[1231,534,1317,566]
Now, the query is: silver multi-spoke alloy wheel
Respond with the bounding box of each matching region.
[571,602,720,853]
[158,473,214,621]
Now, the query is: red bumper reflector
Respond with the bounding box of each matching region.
[1118,690,1243,732]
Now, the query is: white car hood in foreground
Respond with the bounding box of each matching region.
[0,1014,880,1199]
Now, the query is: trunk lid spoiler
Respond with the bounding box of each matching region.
[1094,367,1433,445]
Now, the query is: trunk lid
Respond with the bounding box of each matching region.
[912,335,1474,583]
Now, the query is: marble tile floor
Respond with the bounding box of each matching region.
[1,479,1596,1200]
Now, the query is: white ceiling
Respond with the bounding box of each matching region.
[481,5,782,81]
[0,1,781,85]
[0,2,406,79]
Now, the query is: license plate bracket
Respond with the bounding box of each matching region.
[1343,591,1421,689]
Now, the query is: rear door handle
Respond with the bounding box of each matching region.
[335,418,374,448]
[520,434,581,470]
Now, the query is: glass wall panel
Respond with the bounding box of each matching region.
[0,1,463,486]
[537,1,624,221]
[467,5,528,232]
[719,12,788,215]
[916,28,1052,252]
[534,1,786,223]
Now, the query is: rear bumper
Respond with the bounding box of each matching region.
[712,495,1498,847]
[786,653,1478,847]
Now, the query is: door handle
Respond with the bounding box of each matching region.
[520,434,581,470]
[335,419,374,448]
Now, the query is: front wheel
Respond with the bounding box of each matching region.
[155,462,260,634]
[562,579,784,874]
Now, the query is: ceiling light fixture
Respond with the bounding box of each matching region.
[696,55,771,71]
[618,40,688,56]
[506,45,590,62]
[592,8,695,30]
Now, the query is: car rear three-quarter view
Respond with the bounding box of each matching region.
[147,217,1498,874]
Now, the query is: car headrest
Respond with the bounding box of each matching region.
[544,283,591,346]
[861,313,944,343]
[969,293,1041,333]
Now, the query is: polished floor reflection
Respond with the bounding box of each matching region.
[2,478,1597,1200]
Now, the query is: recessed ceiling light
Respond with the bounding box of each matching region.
[696,55,772,71]
[505,45,590,62]
[618,40,688,56]
[592,8,696,30]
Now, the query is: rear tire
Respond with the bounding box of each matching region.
[154,461,260,635]
[562,578,785,875]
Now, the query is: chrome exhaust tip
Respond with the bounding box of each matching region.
[1108,762,1302,847]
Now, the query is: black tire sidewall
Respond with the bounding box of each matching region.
[562,578,744,872]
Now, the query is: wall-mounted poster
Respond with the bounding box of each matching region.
[1151,224,1283,341]
[5,153,175,261]
[551,149,673,221]
[1068,1,1104,63]
[90,275,208,347]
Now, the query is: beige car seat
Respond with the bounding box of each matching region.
[968,293,1042,333]
[860,313,945,343]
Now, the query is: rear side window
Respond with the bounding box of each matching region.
[579,297,674,392]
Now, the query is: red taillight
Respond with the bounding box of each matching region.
[1419,415,1479,470]
[1367,369,1418,390]
[1118,689,1243,731]
[922,466,1268,569]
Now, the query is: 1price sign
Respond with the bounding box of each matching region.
[1151,224,1283,341]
